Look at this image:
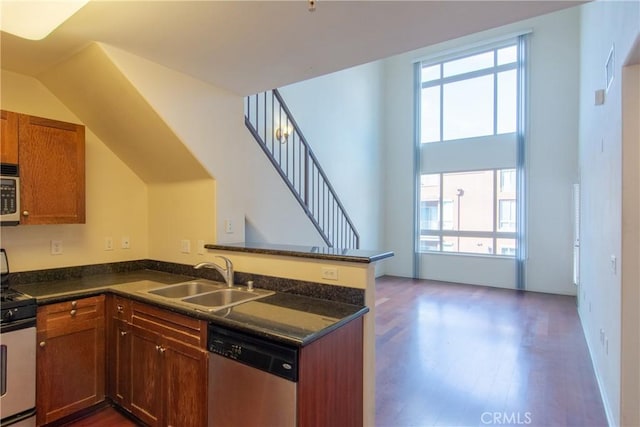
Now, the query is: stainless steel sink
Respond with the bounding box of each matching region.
[144,280,273,311]
[146,280,225,298]
[181,288,273,311]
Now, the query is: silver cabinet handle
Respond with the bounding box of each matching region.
[117,304,124,313]
[120,331,128,337]
[39,341,46,348]
[159,347,166,354]
[22,210,29,216]
[71,301,77,308]
[70,309,77,317]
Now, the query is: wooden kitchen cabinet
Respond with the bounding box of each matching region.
[36,295,106,426]
[0,110,19,164]
[298,316,364,427]
[106,295,132,410]
[107,298,208,427]
[18,113,85,224]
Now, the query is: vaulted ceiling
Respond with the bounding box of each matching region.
[1,1,583,96]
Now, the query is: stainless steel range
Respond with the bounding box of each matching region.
[0,249,37,427]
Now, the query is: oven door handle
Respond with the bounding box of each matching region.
[0,317,36,334]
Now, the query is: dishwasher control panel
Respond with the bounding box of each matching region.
[208,323,299,382]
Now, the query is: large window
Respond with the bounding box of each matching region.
[419,169,517,255]
[420,44,518,143]
[417,39,522,257]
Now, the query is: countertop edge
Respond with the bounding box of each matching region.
[205,242,394,263]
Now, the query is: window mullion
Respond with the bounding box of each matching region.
[493,170,498,254]
[493,55,498,136]
[421,62,516,89]
[439,173,444,251]
[439,64,444,142]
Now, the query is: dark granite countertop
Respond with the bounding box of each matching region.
[205,242,394,263]
[12,269,367,347]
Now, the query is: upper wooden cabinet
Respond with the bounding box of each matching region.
[0,110,19,164]
[1,110,86,224]
[18,113,85,224]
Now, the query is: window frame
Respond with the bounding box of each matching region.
[419,42,519,144]
[419,169,517,256]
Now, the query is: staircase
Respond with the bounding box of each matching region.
[244,89,360,249]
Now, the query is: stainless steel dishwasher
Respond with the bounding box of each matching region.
[207,324,298,427]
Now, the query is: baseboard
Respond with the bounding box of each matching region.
[578,309,615,427]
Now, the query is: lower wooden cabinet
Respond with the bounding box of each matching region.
[36,295,106,426]
[106,296,132,410]
[39,292,363,427]
[298,316,364,427]
[107,296,208,427]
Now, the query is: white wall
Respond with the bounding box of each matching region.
[381,7,580,295]
[102,44,325,249]
[578,1,640,425]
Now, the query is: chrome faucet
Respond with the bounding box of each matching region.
[194,256,234,287]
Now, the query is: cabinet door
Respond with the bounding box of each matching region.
[298,316,363,427]
[36,298,105,426]
[130,324,163,427]
[18,113,85,224]
[0,110,18,164]
[108,318,132,410]
[107,295,132,409]
[164,336,208,427]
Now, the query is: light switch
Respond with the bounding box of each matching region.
[610,255,617,274]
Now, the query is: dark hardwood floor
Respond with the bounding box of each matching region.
[375,276,608,427]
[65,275,607,427]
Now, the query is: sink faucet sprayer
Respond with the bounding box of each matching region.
[194,256,234,287]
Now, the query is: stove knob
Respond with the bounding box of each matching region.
[3,309,14,320]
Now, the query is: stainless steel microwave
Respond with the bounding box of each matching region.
[1,164,20,226]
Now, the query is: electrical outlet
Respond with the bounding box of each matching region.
[224,220,233,234]
[50,240,63,255]
[104,237,114,251]
[197,240,205,255]
[181,239,191,254]
[121,236,130,249]
[321,267,338,281]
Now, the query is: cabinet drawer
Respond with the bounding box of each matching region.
[38,295,105,331]
[109,295,132,321]
[131,301,206,349]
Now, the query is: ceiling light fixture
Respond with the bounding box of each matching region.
[308,0,316,12]
[0,0,89,40]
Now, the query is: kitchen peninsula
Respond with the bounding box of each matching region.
[12,243,392,426]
